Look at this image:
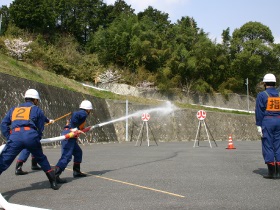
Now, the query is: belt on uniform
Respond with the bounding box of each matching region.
[13,127,31,132]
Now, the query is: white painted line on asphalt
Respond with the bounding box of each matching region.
[64,168,185,198]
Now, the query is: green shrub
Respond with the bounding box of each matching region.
[192,79,214,94]
[218,77,244,97]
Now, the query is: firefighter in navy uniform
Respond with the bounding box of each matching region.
[15,115,55,175]
[0,89,58,190]
[15,123,53,175]
[255,73,280,179]
[54,100,92,183]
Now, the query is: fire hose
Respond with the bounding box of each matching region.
[40,124,100,143]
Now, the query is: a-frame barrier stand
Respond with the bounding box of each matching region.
[135,121,158,147]
[193,119,217,148]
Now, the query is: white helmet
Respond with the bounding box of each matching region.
[263,73,276,82]
[79,100,93,110]
[24,89,40,100]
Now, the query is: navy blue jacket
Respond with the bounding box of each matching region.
[64,109,88,130]
[255,87,280,126]
[1,101,49,139]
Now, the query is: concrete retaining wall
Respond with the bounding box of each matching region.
[0,73,259,145]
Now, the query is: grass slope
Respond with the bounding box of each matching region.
[0,53,252,115]
[0,53,160,105]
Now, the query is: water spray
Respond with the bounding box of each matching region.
[40,101,177,144]
[97,101,175,128]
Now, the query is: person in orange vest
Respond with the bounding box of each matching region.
[54,100,92,183]
[0,89,58,190]
[15,129,54,175]
[255,73,280,179]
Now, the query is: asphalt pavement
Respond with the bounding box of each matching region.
[1,140,279,210]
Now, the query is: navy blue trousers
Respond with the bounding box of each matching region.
[56,130,83,171]
[0,129,51,173]
[261,116,280,163]
[18,149,33,162]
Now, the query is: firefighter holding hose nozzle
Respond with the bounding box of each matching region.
[54,100,92,183]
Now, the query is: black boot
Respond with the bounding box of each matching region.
[31,158,41,170]
[73,163,87,178]
[15,161,28,175]
[55,167,67,183]
[263,163,276,179]
[275,162,280,179]
[45,169,59,190]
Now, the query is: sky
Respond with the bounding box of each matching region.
[1,0,280,43]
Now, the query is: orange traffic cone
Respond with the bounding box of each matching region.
[226,134,236,149]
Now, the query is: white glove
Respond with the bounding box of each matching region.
[70,128,78,132]
[49,119,55,124]
[257,126,263,137]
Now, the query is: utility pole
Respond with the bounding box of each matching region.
[245,78,249,112]
[0,14,2,35]
[125,99,128,141]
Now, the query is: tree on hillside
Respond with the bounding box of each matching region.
[128,7,171,72]
[9,0,56,34]
[161,17,202,91]
[0,6,10,35]
[87,13,137,66]
[174,16,199,51]
[4,38,32,60]
[215,27,236,95]
[221,27,231,48]
[137,6,170,33]
[230,21,276,94]
[54,0,107,44]
[232,21,274,44]
[111,0,135,17]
